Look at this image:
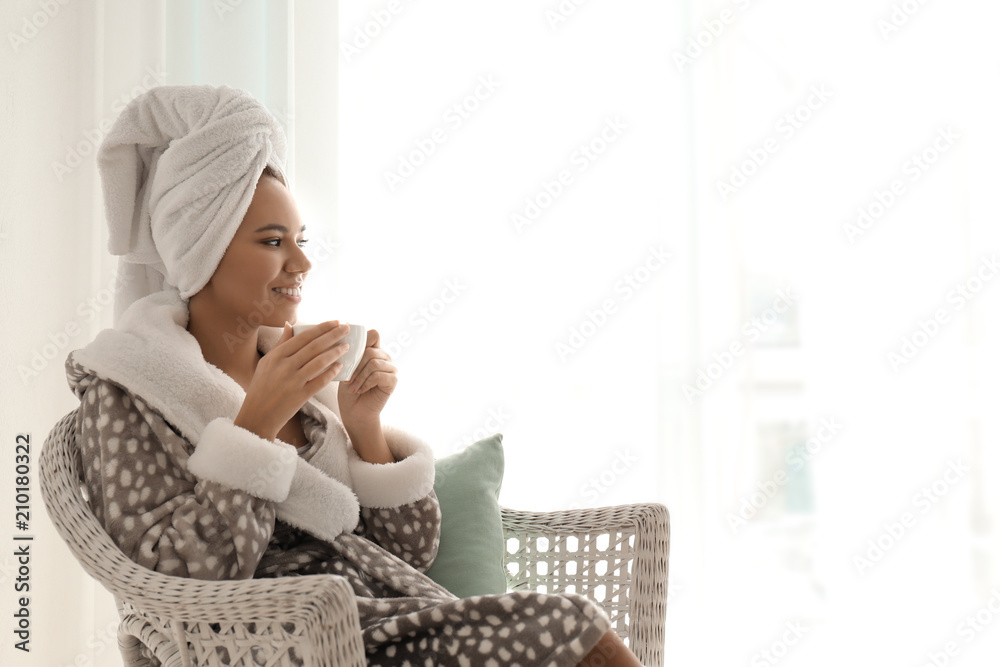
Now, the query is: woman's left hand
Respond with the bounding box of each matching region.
[338,328,397,428]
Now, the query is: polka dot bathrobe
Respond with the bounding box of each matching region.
[64,289,611,666]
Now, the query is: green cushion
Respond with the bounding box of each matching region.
[425,434,507,597]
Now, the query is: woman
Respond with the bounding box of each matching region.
[67,84,643,666]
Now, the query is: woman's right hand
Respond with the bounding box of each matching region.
[233,321,350,441]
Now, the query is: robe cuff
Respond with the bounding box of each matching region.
[347,424,436,509]
[275,458,360,541]
[187,417,298,502]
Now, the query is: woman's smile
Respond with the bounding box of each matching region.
[272,286,302,303]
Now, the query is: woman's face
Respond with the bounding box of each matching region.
[196,174,312,328]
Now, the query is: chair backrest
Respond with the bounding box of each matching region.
[42,409,209,666]
[40,408,152,604]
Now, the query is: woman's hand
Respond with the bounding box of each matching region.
[337,328,398,430]
[233,321,351,441]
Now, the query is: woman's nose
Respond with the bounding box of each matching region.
[288,242,313,274]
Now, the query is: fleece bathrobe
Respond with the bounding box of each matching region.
[64,288,611,666]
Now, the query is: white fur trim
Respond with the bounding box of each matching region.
[348,425,436,509]
[187,417,298,502]
[70,289,246,443]
[275,457,360,540]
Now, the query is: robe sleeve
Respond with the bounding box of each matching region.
[357,491,442,572]
[346,424,442,571]
[77,378,279,580]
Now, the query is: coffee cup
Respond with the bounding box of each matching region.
[292,323,367,382]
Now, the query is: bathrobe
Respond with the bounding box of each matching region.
[65,288,611,666]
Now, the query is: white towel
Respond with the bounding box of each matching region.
[96,84,288,325]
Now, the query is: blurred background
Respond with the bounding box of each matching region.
[1,0,998,665]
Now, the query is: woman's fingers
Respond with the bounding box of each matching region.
[290,326,388,384]
[346,347,392,382]
[273,321,352,380]
[348,367,398,395]
[289,322,350,362]
[366,329,391,362]
[299,342,352,382]
[346,357,397,394]
[243,321,366,439]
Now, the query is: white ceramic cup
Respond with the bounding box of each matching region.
[292,323,367,382]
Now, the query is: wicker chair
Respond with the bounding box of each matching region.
[41,408,670,666]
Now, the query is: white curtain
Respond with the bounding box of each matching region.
[3,1,998,665]
[1,1,337,665]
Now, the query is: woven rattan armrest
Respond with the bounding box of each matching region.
[110,575,364,667]
[113,574,365,667]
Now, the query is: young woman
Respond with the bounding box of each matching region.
[67,84,644,666]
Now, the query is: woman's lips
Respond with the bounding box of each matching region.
[272,288,302,302]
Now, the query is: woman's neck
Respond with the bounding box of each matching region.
[185,305,261,387]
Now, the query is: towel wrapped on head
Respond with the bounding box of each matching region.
[97,84,288,325]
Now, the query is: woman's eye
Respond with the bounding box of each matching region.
[264,238,309,247]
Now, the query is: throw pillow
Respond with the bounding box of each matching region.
[424,434,507,597]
